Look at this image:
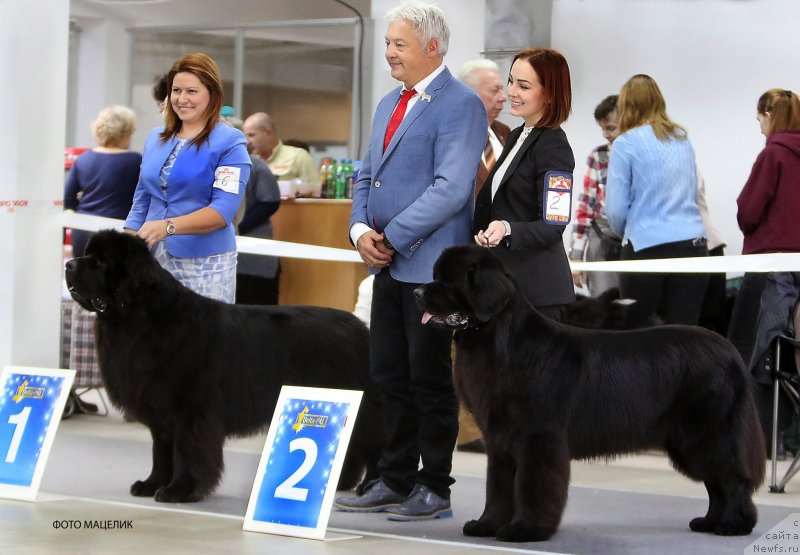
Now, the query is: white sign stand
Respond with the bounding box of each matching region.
[243,385,363,540]
[0,366,75,501]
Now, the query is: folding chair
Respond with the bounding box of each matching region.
[769,334,800,493]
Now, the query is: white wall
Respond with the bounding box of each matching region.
[552,0,800,256]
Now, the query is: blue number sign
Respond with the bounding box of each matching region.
[0,366,75,501]
[243,386,363,539]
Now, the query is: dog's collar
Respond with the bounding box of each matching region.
[90,293,125,314]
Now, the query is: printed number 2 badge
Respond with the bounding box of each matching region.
[543,170,573,225]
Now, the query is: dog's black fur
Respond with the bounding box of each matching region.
[561,287,630,330]
[415,245,765,542]
[64,230,382,503]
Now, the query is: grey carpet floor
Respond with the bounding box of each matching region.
[31,432,798,555]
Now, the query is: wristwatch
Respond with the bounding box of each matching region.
[165,220,176,236]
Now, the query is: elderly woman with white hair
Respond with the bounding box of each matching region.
[64,104,141,257]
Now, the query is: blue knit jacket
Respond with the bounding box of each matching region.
[605,124,705,251]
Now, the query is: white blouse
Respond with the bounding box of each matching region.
[491,125,534,200]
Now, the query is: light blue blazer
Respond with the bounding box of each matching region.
[350,67,486,283]
[125,122,251,258]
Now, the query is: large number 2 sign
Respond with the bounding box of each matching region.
[244,386,363,540]
[274,438,317,502]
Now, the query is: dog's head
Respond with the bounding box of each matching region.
[64,230,157,315]
[414,245,516,329]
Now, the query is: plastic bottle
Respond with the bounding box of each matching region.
[335,158,347,199]
[348,160,362,199]
[319,157,330,198]
[327,159,338,198]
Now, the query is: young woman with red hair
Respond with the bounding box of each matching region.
[473,47,576,320]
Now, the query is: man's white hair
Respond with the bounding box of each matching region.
[458,59,501,89]
[385,2,450,57]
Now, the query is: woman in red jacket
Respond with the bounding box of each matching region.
[730,89,800,453]
[738,89,800,254]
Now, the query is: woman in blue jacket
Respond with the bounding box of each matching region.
[124,52,251,303]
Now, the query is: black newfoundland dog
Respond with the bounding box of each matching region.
[64,230,382,503]
[414,245,765,542]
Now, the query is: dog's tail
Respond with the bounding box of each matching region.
[738,389,767,491]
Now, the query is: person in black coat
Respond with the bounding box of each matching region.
[473,48,575,320]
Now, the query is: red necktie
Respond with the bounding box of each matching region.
[383,89,416,152]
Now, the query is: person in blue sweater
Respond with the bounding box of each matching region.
[606,74,708,328]
[64,105,141,257]
[124,52,251,303]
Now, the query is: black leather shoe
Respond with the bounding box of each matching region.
[385,484,452,521]
[334,479,406,512]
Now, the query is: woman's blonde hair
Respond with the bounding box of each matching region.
[161,52,224,149]
[757,89,800,137]
[617,74,687,141]
[91,105,135,147]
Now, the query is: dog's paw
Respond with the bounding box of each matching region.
[713,519,756,536]
[496,522,553,543]
[689,516,716,533]
[463,519,498,537]
[154,485,199,503]
[130,480,159,497]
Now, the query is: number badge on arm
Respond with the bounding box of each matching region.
[543,171,573,225]
[244,386,363,540]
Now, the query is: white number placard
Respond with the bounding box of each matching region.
[243,386,363,540]
[0,366,75,501]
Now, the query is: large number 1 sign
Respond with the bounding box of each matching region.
[0,366,75,501]
[243,386,362,540]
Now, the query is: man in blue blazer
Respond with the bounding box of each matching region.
[335,2,486,521]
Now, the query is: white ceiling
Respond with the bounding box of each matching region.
[70,0,372,27]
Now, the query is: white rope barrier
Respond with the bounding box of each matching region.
[570,253,800,274]
[60,212,362,263]
[61,212,800,272]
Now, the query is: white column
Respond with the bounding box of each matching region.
[0,0,69,368]
[70,17,131,148]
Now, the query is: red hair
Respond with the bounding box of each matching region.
[511,48,572,128]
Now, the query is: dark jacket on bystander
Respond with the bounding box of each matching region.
[738,129,800,254]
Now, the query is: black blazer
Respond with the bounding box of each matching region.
[473,125,575,307]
